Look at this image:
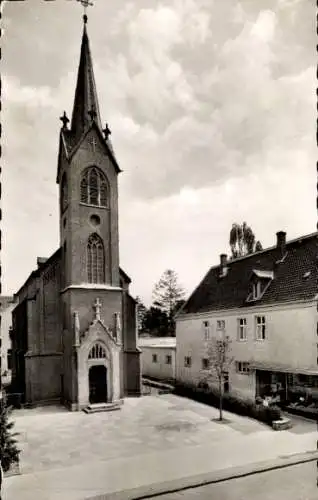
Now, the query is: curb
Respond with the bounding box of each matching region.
[86,450,318,500]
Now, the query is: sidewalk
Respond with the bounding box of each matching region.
[4,430,317,500]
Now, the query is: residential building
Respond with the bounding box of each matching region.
[139,337,176,382]
[176,231,318,402]
[9,16,141,410]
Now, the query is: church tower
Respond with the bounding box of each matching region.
[57,15,121,289]
[55,15,141,410]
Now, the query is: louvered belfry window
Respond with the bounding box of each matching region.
[87,233,104,283]
[80,167,108,207]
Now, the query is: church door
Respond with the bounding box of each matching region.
[89,365,107,404]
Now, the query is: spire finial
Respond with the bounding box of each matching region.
[77,0,93,23]
[60,111,69,129]
[103,123,112,140]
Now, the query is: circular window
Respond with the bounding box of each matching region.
[90,214,101,227]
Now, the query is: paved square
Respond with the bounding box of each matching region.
[13,393,270,474]
[4,393,317,500]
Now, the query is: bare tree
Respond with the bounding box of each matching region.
[200,334,233,421]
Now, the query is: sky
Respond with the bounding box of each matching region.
[1,0,316,305]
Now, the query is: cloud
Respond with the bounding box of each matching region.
[2,0,315,301]
[96,0,315,201]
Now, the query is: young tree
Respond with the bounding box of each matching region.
[152,270,185,335]
[0,398,20,473]
[229,222,262,259]
[200,334,233,421]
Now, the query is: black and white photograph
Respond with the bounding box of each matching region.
[0,0,317,499]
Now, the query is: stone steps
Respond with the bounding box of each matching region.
[272,418,292,431]
[82,401,122,414]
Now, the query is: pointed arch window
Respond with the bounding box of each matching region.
[87,233,105,283]
[88,343,106,359]
[80,167,108,207]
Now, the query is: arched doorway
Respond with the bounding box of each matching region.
[89,365,107,404]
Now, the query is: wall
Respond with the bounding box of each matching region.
[176,301,316,399]
[141,346,176,381]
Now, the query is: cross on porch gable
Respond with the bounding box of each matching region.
[93,298,102,321]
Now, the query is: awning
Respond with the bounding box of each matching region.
[250,361,318,376]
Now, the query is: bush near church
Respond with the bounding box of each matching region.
[174,382,282,426]
[0,397,20,473]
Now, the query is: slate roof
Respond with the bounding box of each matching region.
[180,232,318,315]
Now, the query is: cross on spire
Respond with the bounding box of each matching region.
[59,111,69,129]
[88,107,97,121]
[77,0,94,22]
[103,123,111,141]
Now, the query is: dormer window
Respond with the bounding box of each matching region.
[252,281,261,300]
[247,270,274,302]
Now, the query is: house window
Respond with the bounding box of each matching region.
[217,320,225,330]
[202,358,209,370]
[166,355,172,365]
[203,320,210,340]
[87,233,105,283]
[238,318,247,340]
[184,356,192,368]
[152,354,158,363]
[236,361,250,374]
[7,349,12,370]
[223,371,229,392]
[255,316,266,340]
[80,167,108,207]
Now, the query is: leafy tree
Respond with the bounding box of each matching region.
[229,222,262,259]
[152,270,185,335]
[142,307,170,337]
[0,398,20,473]
[200,334,233,421]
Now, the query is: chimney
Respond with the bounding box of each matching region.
[220,254,228,277]
[276,231,286,256]
[37,257,48,268]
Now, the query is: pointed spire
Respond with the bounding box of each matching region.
[71,16,102,139]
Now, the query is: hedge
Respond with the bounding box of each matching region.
[173,382,282,426]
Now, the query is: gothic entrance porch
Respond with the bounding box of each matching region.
[89,365,107,404]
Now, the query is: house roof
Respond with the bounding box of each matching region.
[180,232,318,315]
[138,337,176,348]
[14,248,62,298]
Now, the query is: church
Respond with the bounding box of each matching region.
[10,15,141,411]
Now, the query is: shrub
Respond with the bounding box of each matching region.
[174,382,282,426]
[0,398,20,472]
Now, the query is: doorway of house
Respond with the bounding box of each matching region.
[89,365,107,404]
[223,371,229,393]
